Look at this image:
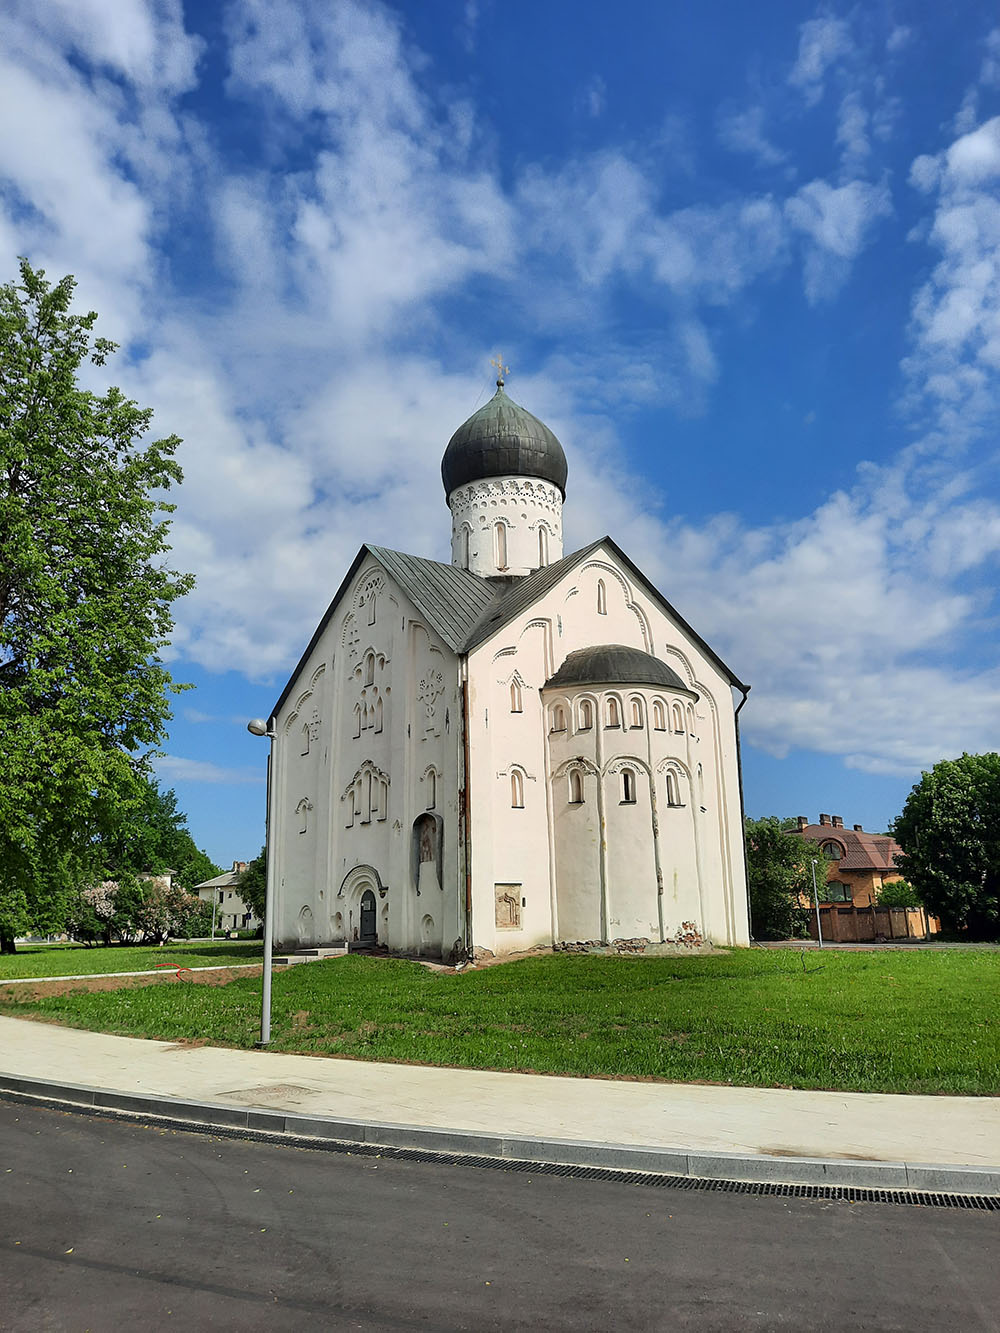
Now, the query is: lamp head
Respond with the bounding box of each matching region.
[247,718,270,737]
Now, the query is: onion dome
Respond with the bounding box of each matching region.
[442,380,568,498]
[544,644,694,694]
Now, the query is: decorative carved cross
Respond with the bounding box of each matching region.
[490,353,509,385]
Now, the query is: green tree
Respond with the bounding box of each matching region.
[874,879,923,910]
[0,260,193,951]
[745,816,826,940]
[892,754,1000,937]
[99,776,220,891]
[238,846,267,924]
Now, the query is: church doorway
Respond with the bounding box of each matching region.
[359,889,377,943]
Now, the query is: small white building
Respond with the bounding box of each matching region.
[195,861,258,933]
[264,377,750,960]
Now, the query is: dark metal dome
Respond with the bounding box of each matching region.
[442,383,568,498]
[544,644,693,693]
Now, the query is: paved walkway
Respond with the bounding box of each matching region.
[1,1015,997,1194]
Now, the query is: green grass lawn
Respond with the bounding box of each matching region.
[0,939,263,979]
[2,948,997,1094]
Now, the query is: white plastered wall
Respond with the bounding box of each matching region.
[268,560,466,960]
[449,477,563,577]
[465,543,749,952]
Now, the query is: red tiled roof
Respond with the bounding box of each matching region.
[794,824,902,873]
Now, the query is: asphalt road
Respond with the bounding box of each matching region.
[2,1099,998,1332]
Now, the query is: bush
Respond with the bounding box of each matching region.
[875,879,923,909]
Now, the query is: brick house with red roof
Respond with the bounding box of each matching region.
[791,814,901,907]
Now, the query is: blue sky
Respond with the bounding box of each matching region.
[3,0,1000,867]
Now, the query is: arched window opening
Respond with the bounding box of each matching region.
[301,722,310,756]
[427,770,437,810]
[345,788,356,829]
[353,703,361,739]
[671,702,684,733]
[462,524,471,568]
[569,770,584,804]
[822,841,844,861]
[631,699,643,728]
[665,771,680,806]
[495,521,508,571]
[377,779,388,822]
[538,526,549,566]
[368,595,377,626]
[597,579,607,615]
[551,703,567,732]
[363,771,373,823]
[375,697,383,734]
[606,697,620,728]
[511,770,524,808]
[653,700,666,731]
[510,679,522,713]
[621,768,636,804]
[365,652,375,687]
[579,699,594,730]
[686,703,695,733]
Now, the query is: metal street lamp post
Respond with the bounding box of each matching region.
[247,718,276,1045]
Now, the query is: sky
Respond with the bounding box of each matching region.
[3,0,1000,869]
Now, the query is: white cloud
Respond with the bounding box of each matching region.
[153,755,263,784]
[785,178,892,301]
[717,105,787,167]
[789,16,854,107]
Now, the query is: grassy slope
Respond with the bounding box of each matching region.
[0,940,263,978]
[2,949,997,1094]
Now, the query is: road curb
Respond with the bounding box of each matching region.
[2,1072,998,1198]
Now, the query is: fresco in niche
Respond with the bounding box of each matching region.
[417,667,444,731]
[412,811,443,895]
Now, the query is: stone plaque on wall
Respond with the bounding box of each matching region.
[495,884,522,930]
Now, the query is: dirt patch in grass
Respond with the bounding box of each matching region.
[0,965,260,1003]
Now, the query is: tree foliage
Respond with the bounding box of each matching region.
[0,260,193,950]
[67,874,202,946]
[874,879,923,910]
[892,754,1000,937]
[238,846,267,924]
[745,816,826,940]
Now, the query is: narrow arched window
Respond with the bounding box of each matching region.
[686,703,695,733]
[653,700,666,731]
[495,521,508,571]
[301,722,310,756]
[606,697,620,728]
[510,680,522,713]
[353,703,361,739]
[345,788,356,828]
[427,770,436,810]
[579,699,594,730]
[377,779,388,821]
[597,579,607,615]
[462,524,471,568]
[672,702,684,733]
[665,771,680,806]
[368,594,377,625]
[363,771,373,823]
[621,768,636,804]
[538,526,549,566]
[375,697,383,734]
[551,704,566,732]
[631,699,643,728]
[569,770,584,804]
[511,770,524,808]
[365,652,375,687]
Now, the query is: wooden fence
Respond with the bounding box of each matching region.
[806,904,940,943]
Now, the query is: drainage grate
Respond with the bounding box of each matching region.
[3,1091,996,1211]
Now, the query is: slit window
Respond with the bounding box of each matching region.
[511,770,524,808]
[579,699,594,730]
[631,699,643,728]
[672,702,684,732]
[510,680,522,713]
[569,770,584,804]
[538,526,549,566]
[495,522,508,571]
[606,697,620,728]
[665,771,680,806]
[427,770,436,809]
[621,768,636,804]
[597,579,607,615]
[551,703,567,732]
[301,722,310,756]
[653,700,666,730]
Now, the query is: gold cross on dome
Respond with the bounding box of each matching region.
[490,353,509,386]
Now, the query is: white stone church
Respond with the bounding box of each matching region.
[265,376,750,960]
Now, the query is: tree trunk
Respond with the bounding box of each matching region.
[1,932,16,955]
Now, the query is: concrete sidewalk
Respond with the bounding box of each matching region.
[1,1014,997,1195]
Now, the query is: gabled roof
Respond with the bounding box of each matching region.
[464,536,747,689]
[195,869,245,890]
[271,535,746,719]
[795,824,902,873]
